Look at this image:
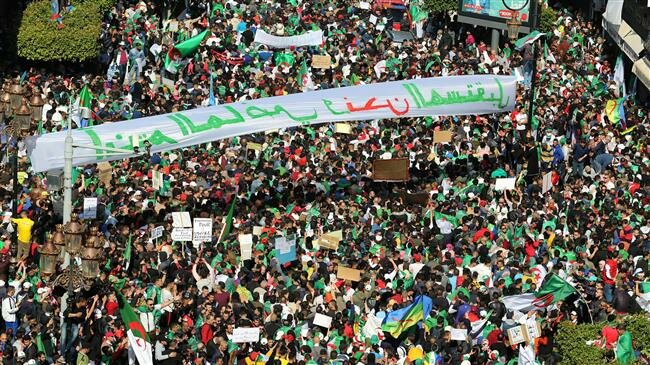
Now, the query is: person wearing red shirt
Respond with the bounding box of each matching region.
[602,251,618,303]
[601,320,619,350]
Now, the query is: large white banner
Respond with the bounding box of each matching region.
[30,75,516,172]
[253,29,324,48]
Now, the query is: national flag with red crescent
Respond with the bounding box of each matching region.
[117,292,153,365]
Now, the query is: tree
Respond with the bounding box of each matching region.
[539,6,559,33]
[423,0,457,13]
[17,0,113,63]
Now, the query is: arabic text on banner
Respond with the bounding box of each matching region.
[30,75,517,172]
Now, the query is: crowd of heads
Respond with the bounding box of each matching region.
[0,0,648,364]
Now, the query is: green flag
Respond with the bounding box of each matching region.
[514,30,544,50]
[616,331,636,364]
[165,29,209,73]
[536,274,576,304]
[220,198,236,243]
[123,235,132,268]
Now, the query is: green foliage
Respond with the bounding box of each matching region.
[539,6,559,33]
[17,0,114,62]
[423,0,457,13]
[556,321,604,365]
[556,315,650,365]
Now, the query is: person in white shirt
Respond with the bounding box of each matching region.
[2,286,20,337]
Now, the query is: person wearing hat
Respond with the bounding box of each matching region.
[115,41,129,84]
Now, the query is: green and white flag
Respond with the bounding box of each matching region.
[613,54,626,96]
[164,29,209,74]
[501,274,576,311]
[117,292,153,365]
[514,31,545,50]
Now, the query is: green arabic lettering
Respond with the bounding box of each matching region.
[322,99,350,115]
[168,114,190,136]
[206,106,245,128]
[403,83,424,109]
[83,129,105,160]
[402,82,506,108]
[494,78,510,109]
[244,105,318,124]
[148,130,178,145]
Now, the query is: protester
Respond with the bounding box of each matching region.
[0,0,648,364]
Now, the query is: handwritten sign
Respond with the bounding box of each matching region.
[192,218,213,243]
[312,55,332,69]
[318,230,342,250]
[337,266,361,281]
[373,158,409,181]
[239,234,253,260]
[246,142,263,151]
[525,318,541,340]
[252,226,263,236]
[171,227,192,241]
[232,327,260,343]
[507,325,528,345]
[83,198,98,219]
[335,123,353,134]
[31,76,517,173]
[433,130,453,143]
[313,313,333,329]
[275,236,297,264]
[97,162,112,187]
[449,328,468,341]
[494,178,516,191]
[172,212,192,228]
[151,226,164,240]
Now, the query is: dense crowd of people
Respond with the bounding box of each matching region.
[0,0,648,364]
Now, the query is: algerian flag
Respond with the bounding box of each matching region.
[544,42,556,63]
[613,54,626,96]
[296,60,314,91]
[374,59,386,78]
[164,29,209,74]
[514,30,545,50]
[117,292,153,365]
[71,85,93,127]
[501,274,576,312]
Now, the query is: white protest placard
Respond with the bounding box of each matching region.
[193,218,213,243]
[172,212,192,228]
[313,313,333,329]
[252,226,263,236]
[542,172,553,194]
[449,328,468,341]
[358,1,371,9]
[232,327,260,343]
[83,198,98,219]
[151,226,164,240]
[369,14,378,24]
[171,228,193,241]
[494,177,516,191]
[525,318,541,340]
[274,236,290,254]
[239,234,253,260]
